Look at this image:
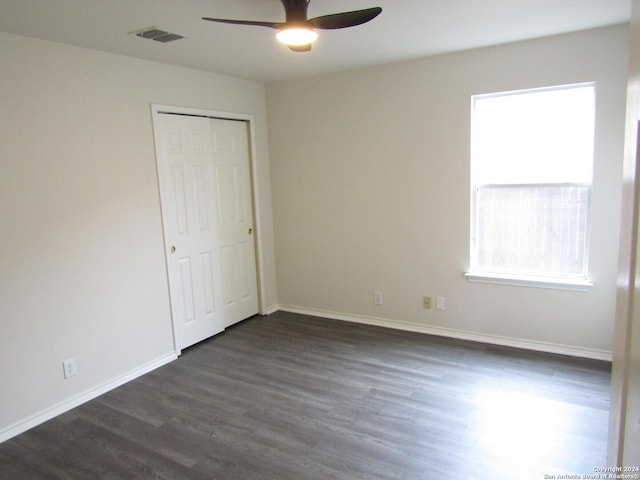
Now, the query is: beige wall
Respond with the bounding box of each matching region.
[267,25,629,358]
[610,0,640,466]
[0,32,277,439]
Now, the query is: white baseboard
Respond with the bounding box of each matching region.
[0,351,178,443]
[277,305,613,362]
[261,304,280,316]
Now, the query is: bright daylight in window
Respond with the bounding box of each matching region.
[468,83,595,289]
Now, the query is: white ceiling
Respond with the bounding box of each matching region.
[0,0,631,83]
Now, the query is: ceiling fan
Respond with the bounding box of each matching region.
[202,0,382,52]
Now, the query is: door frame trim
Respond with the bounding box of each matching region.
[151,104,267,353]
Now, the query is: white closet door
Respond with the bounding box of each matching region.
[211,118,259,326]
[155,114,225,350]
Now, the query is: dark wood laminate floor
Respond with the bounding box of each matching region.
[1,312,611,480]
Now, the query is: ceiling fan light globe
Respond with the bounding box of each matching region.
[276,27,318,47]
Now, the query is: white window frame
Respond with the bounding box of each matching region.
[466,83,595,291]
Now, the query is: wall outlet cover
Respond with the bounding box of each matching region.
[374,290,383,305]
[63,358,78,379]
[423,296,432,309]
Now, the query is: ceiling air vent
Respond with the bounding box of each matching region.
[134,27,183,43]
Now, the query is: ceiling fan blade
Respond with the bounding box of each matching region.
[308,7,382,30]
[202,17,283,29]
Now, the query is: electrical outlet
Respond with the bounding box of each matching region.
[436,296,446,311]
[423,296,432,309]
[63,358,77,379]
[374,290,383,305]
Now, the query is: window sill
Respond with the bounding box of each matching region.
[464,272,593,292]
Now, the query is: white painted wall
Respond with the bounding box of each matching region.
[0,32,277,439]
[267,25,629,358]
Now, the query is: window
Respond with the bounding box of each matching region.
[468,83,595,289]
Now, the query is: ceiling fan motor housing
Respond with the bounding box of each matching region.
[282,0,311,25]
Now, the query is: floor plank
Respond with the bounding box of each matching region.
[0,311,611,479]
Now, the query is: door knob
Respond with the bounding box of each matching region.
[170,245,176,254]
[248,228,253,235]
